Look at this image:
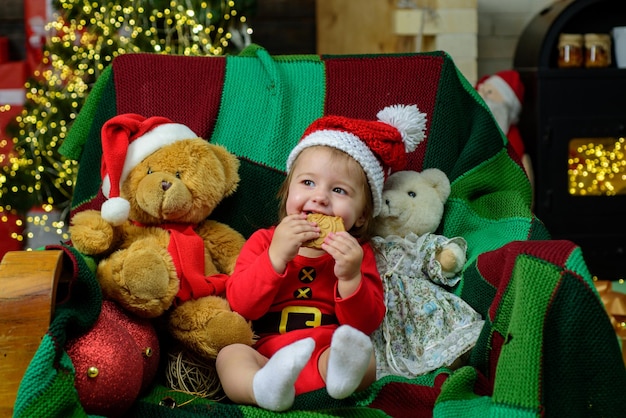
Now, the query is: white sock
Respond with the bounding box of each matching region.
[326,325,373,399]
[252,337,315,411]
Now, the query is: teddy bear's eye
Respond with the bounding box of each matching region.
[147,168,153,175]
[175,172,181,179]
[408,191,416,198]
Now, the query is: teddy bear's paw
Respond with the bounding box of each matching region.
[168,296,255,359]
[69,210,116,255]
[98,246,179,318]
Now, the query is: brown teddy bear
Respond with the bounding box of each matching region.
[69,113,255,360]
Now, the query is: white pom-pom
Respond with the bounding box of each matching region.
[377,104,427,153]
[101,197,131,226]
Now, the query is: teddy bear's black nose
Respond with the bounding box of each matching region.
[161,181,172,191]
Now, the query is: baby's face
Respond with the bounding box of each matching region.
[286,146,367,231]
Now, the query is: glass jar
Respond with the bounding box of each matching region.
[584,33,612,68]
[558,34,584,68]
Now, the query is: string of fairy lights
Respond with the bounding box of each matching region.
[0,0,252,249]
[568,137,626,196]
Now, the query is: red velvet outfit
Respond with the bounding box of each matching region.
[226,227,385,395]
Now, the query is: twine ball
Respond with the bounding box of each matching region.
[164,348,224,399]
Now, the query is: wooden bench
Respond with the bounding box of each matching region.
[0,250,68,417]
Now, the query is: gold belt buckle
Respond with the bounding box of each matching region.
[279,306,322,334]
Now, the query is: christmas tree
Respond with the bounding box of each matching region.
[0,0,254,247]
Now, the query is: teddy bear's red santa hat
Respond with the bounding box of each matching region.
[100,113,198,225]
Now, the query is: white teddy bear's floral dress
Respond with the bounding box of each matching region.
[371,232,484,379]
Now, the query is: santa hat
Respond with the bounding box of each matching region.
[286,104,427,216]
[482,70,524,125]
[99,113,199,225]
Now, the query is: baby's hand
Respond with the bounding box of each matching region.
[322,231,363,289]
[269,213,319,273]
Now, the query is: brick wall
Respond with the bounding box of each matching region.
[477,0,554,78]
[317,0,559,85]
[394,0,479,86]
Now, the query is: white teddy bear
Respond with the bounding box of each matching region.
[370,169,484,379]
[374,168,466,278]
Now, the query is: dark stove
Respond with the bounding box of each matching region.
[514,0,626,280]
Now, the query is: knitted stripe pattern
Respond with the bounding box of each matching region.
[212,46,325,172]
[15,46,626,417]
[436,242,626,417]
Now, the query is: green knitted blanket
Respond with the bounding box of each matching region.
[14,45,626,417]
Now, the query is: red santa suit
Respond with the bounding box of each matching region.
[226,227,385,395]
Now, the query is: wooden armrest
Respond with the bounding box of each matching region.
[0,250,66,416]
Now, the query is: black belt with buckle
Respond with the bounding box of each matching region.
[253,306,338,335]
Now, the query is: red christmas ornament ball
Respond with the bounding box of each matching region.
[66,304,144,417]
[102,300,161,393]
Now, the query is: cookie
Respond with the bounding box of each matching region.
[303,213,345,249]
